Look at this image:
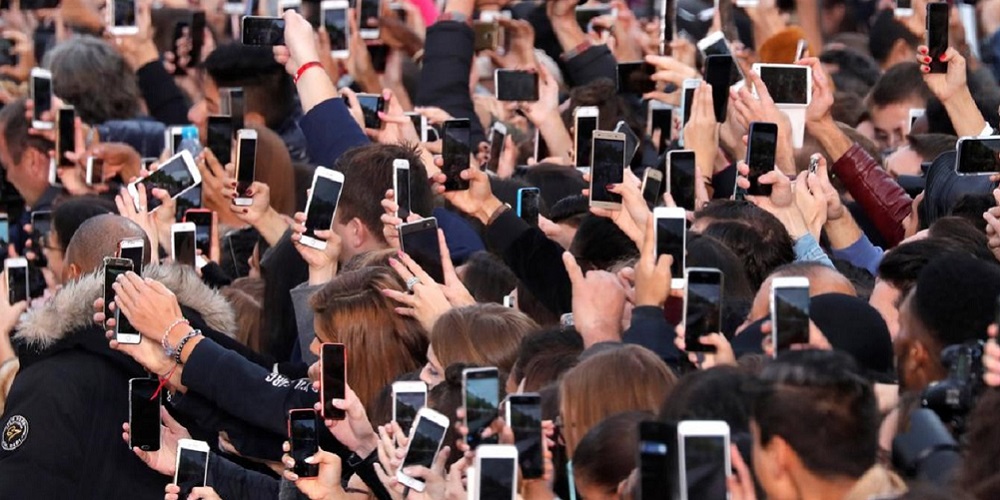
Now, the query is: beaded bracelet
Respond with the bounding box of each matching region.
[161,318,190,355]
[174,329,202,365]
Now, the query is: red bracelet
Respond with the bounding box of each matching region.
[294,61,323,84]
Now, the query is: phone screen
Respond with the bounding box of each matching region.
[356,94,384,129]
[114,0,136,26]
[704,56,733,122]
[487,127,505,172]
[746,123,778,196]
[927,4,948,73]
[289,411,320,477]
[591,137,625,204]
[324,7,349,52]
[401,416,446,470]
[701,36,730,57]
[443,120,471,191]
[30,211,51,237]
[173,229,196,267]
[617,62,656,94]
[480,457,516,500]
[496,71,539,101]
[957,138,1000,174]
[395,167,411,219]
[32,75,51,121]
[615,121,640,165]
[682,86,696,127]
[400,221,444,283]
[242,17,286,46]
[758,66,808,105]
[360,0,380,31]
[7,264,27,304]
[322,344,346,419]
[685,272,722,350]
[236,136,256,196]
[174,186,202,223]
[189,12,205,66]
[518,189,540,227]
[118,242,144,276]
[642,171,662,204]
[176,447,209,498]
[575,115,598,168]
[207,117,233,164]
[897,0,912,8]
[650,107,673,153]
[639,422,671,500]
[683,435,727,499]
[88,158,105,185]
[305,175,343,241]
[774,286,810,350]
[509,398,543,479]
[464,370,499,447]
[0,217,8,246]
[395,391,425,436]
[57,108,75,167]
[669,152,696,211]
[185,212,213,256]
[104,259,132,321]
[655,216,684,279]
[137,154,198,211]
[130,378,161,451]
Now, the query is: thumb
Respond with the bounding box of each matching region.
[562,251,584,285]
[161,406,183,431]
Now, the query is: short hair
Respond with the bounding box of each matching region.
[948,196,995,235]
[521,164,588,209]
[912,254,1000,348]
[867,63,932,109]
[907,134,958,162]
[459,251,517,304]
[699,214,794,289]
[204,43,295,130]
[753,350,878,479]
[44,36,141,123]
[819,49,880,97]
[430,304,538,379]
[659,366,753,434]
[877,239,964,298]
[51,196,115,249]
[65,215,150,274]
[569,215,639,272]
[572,411,652,495]
[548,194,589,226]
[830,92,867,127]
[0,98,52,164]
[511,327,584,391]
[687,234,755,301]
[868,10,920,64]
[560,78,638,133]
[928,217,992,260]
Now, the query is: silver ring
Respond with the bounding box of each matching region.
[406,276,420,292]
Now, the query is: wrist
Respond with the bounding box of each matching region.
[133,43,159,69]
[783,210,810,240]
[473,197,505,225]
[356,435,378,457]
[308,263,337,286]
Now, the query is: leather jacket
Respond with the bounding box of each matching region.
[831,143,912,248]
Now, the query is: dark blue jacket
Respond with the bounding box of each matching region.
[298,97,369,169]
[95,119,166,158]
[416,21,486,145]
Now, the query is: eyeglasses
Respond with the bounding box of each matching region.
[39,234,61,253]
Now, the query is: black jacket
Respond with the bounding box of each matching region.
[416,20,486,146]
[923,150,996,224]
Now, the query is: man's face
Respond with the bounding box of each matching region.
[894,291,938,391]
[869,98,923,153]
[0,130,37,199]
[884,145,923,178]
[870,279,901,340]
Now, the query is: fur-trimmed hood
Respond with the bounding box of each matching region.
[15,263,237,350]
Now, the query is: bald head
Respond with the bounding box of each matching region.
[64,215,151,277]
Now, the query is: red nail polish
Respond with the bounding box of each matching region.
[923,56,931,63]
[939,54,948,62]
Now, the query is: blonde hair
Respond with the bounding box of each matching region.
[430,304,538,378]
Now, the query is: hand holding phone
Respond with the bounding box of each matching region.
[321,343,347,420]
[442,119,471,191]
[288,409,320,477]
[926,3,949,74]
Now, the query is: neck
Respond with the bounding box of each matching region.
[793,472,858,500]
[23,184,49,208]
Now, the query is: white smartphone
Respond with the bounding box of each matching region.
[770,276,811,355]
[321,0,350,59]
[752,63,812,106]
[406,112,430,142]
[654,207,686,289]
[647,100,674,149]
[164,126,185,156]
[4,257,28,305]
[679,78,701,147]
[589,130,627,210]
[487,122,507,173]
[117,237,145,275]
[127,150,202,212]
[734,0,759,6]
[30,68,53,131]
[907,108,925,135]
[359,0,382,40]
[697,31,730,58]
[393,159,411,220]
[895,0,913,18]
[573,106,599,169]
[463,367,500,448]
[396,408,450,492]
[104,257,140,344]
[174,439,210,499]
[224,0,244,14]
[85,157,105,186]
[234,129,257,206]
[472,445,519,500]
[391,381,427,436]
[47,158,61,188]
[171,222,197,267]
[640,167,663,206]
[128,377,161,451]
[107,0,139,36]
[279,0,301,11]
[676,420,731,500]
[301,167,345,250]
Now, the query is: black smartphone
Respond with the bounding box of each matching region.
[5,259,28,304]
[288,409,320,477]
[442,119,471,191]
[225,87,245,131]
[234,130,257,201]
[681,85,696,128]
[368,43,389,73]
[771,278,811,352]
[745,122,778,197]
[463,367,500,448]
[956,137,1000,175]
[654,209,686,289]
[667,150,696,211]
[613,120,641,165]
[926,2,948,74]
[0,38,17,67]
[507,393,543,479]
[129,378,161,451]
[757,65,809,105]
[589,132,627,206]
[171,22,189,76]
[104,257,140,342]
[642,167,664,205]
[638,421,672,500]
[189,11,206,68]
[399,217,444,283]
[207,115,234,164]
[183,210,214,256]
[617,62,656,95]
[648,104,673,154]
[487,123,506,173]
[302,169,344,248]
[684,268,724,352]
[495,70,539,102]
[354,93,385,129]
[321,343,346,419]
[241,16,286,46]
[56,107,75,167]
[704,55,733,122]
[30,210,51,239]
[574,108,599,169]
[517,188,540,227]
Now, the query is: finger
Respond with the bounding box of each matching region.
[562,251,584,285]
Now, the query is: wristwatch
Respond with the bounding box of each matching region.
[439,11,470,25]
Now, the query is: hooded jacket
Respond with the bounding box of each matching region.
[0,264,235,500]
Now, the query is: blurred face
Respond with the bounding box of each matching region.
[0,132,47,206]
[187,78,221,146]
[419,344,444,388]
[869,98,923,153]
[750,422,793,500]
[44,229,66,285]
[575,478,619,500]
[869,279,901,340]
[894,291,938,392]
[883,145,923,178]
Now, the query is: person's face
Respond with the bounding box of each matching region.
[0,132,45,203]
[187,78,220,146]
[44,229,66,285]
[869,99,922,153]
[883,145,924,178]
[894,291,939,392]
[750,422,796,500]
[575,478,619,500]
[419,344,444,388]
[869,279,901,340]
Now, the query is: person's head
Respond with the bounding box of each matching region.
[746,262,855,324]
[309,266,429,411]
[521,164,588,209]
[561,78,636,133]
[884,134,958,178]
[659,366,753,434]
[868,10,920,69]
[509,327,584,393]
[64,215,151,283]
[866,63,933,152]
[896,255,1000,392]
[810,294,895,383]
[695,207,795,290]
[572,411,653,500]
[543,194,589,250]
[420,304,538,388]
[247,124,296,216]
[686,234,756,302]
[569,215,639,272]
[948,196,996,236]
[46,197,115,284]
[44,36,141,123]
[928,216,992,259]
[819,49,880,98]
[457,251,518,304]
[220,277,265,353]
[0,98,53,206]
[751,350,878,498]
[559,345,677,455]
[333,143,432,262]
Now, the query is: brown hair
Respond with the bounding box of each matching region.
[430,304,538,378]
[221,277,266,353]
[559,345,677,455]
[248,124,296,216]
[310,267,429,413]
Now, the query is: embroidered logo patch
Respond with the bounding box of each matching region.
[2,415,28,451]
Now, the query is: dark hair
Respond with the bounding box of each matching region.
[427,364,469,467]
[512,327,584,392]
[569,215,639,272]
[204,43,295,130]
[958,390,1000,496]
[831,92,867,127]
[913,254,1000,348]
[459,252,517,304]
[572,411,652,496]
[877,239,964,298]
[819,49,880,97]
[832,258,876,299]
[521,164,588,209]
[686,234,755,301]
[548,194,589,226]
[489,177,534,212]
[701,220,794,289]
[659,366,752,434]
[868,11,920,64]
[515,282,560,327]
[560,78,638,133]
[753,350,878,479]
[929,217,992,259]
[868,63,932,108]
[45,36,141,123]
[0,98,52,163]
[52,196,115,250]
[949,196,995,235]
[907,134,958,162]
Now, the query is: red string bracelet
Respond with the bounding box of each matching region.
[151,363,179,401]
[295,61,323,84]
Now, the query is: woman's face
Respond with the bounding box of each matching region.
[419,344,445,388]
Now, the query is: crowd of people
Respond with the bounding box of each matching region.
[3,0,1000,498]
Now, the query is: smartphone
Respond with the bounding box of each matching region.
[393,159,411,219]
[321,343,347,419]
[658,0,673,55]
[322,0,350,58]
[517,187,541,227]
[638,421,672,500]
[233,129,257,205]
[56,106,76,167]
[574,106,600,169]
[697,31,730,58]
[30,210,51,241]
[354,93,385,129]
[753,64,811,105]
[474,20,500,52]
[30,68,52,130]
[183,209,215,257]
[667,150,696,212]
[487,122,507,173]
[4,257,28,304]
[280,0,302,12]
[368,43,389,73]
[170,222,196,267]
[241,16,286,46]
[955,137,1000,175]
[926,2,948,74]
[680,78,700,134]
[770,276,810,353]
[117,237,145,275]
[224,0,244,14]
[575,4,614,32]
[129,151,202,212]
[647,101,673,154]
[301,167,345,250]
[895,0,913,17]
[907,108,925,135]
[392,381,427,436]
[174,439,210,500]
[108,0,139,35]
[506,393,543,480]
[188,11,205,67]
[104,257,140,343]
[641,167,664,206]
[612,120,640,166]
[359,0,382,39]
[704,55,733,123]
[677,420,730,500]
[220,88,245,128]
[288,409,320,477]
[442,119,472,191]
[795,39,807,61]
[0,214,8,246]
[398,217,444,283]
[207,115,234,165]
[654,207,686,289]
[463,367,500,449]
[0,39,16,68]
[129,378,161,451]
[494,70,539,102]
[396,408,450,492]
[406,112,431,142]
[683,268,723,352]
[165,127,184,156]
[589,131,627,209]
[474,445,518,500]
[745,122,778,197]
[617,62,656,95]
[85,157,105,186]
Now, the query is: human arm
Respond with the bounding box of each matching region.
[918,46,988,138]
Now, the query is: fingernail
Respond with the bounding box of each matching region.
[304,457,315,464]
[922,56,931,63]
[940,54,948,62]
